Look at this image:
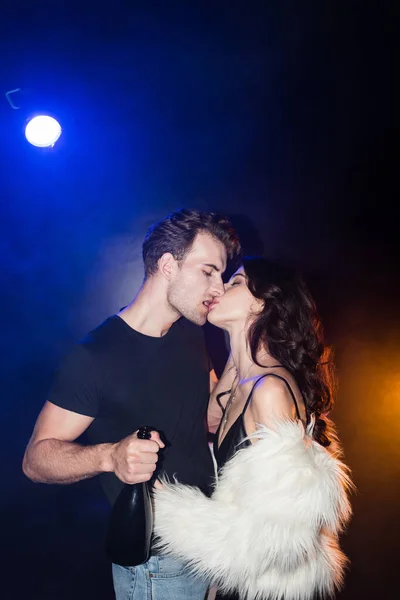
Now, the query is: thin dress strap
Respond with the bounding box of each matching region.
[242,373,302,420]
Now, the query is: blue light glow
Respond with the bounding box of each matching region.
[25,115,62,148]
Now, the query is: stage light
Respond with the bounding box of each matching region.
[24,115,62,148]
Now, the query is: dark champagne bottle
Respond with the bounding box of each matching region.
[106,426,155,566]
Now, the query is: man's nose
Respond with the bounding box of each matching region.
[211,279,225,297]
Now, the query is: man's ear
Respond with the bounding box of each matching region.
[158,253,177,281]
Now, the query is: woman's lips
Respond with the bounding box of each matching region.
[208,299,219,311]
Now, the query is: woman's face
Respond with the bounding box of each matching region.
[207,266,263,330]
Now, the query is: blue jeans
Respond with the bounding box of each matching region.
[112,555,208,600]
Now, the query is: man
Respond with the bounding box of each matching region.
[23,208,240,600]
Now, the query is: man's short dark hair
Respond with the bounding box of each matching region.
[142,208,241,278]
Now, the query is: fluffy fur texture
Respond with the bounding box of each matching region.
[153,419,353,600]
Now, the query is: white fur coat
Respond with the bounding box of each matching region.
[153,420,353,600]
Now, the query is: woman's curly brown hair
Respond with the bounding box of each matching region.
[243,257,336,446]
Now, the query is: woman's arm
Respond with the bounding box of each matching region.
[207,354,236,433]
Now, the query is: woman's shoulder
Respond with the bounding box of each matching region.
[249,369,304,423]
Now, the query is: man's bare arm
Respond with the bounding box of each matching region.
[23,401,163,485]
[207,354,237,433]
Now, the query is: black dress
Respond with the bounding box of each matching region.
[212,373,301,600]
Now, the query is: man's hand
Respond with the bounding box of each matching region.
[23,403,165,485]
[109,430,165,484]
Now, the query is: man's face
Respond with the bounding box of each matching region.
[167,233,227,325]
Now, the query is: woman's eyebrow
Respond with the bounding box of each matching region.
[230,273,246,281]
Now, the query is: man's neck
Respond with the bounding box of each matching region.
[119,278,181,338]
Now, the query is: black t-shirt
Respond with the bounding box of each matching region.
[48,315,214,504]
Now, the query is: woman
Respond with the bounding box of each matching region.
[154,258,353,600]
